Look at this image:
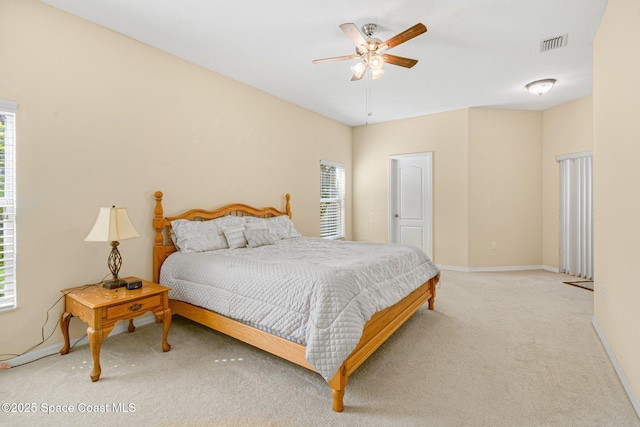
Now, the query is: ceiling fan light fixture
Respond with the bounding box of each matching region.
[369,54,384,70]
[371,67,385,80]
[526,78,556,96]
[351,61,367,76]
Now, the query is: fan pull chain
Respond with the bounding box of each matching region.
[365,70,372,125]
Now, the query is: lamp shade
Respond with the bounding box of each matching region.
[85,207,139,242]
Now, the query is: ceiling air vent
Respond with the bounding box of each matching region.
[541,34,568,52]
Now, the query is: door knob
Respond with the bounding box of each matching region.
[394,214,399,218]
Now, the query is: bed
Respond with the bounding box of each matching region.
[152,191,440,412]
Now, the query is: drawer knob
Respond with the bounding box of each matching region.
[128,303,143,312]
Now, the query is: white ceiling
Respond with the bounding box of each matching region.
[40,0,608,127]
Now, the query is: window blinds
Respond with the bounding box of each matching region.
[0,100,16,311]
[320,160,345,239]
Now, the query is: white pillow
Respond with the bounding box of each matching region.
[170,229,180,250]
[244,220,268,230]
[223,226,247,249]
[244,218,268,229]
[244,228,275,248]
[211,216,246,229]
[171,219,227,253]
[264,216,302,240]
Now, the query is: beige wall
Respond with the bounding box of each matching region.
[353,108,544,269]
[0,0,351,354]
[468,108,542,268]
[541,97,593,270]
[593,0,640,405]
[352,109,470,267]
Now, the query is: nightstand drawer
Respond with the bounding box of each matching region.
[106,295,162,319]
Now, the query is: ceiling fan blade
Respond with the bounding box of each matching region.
[312,54,359,65]
[381,53,418,68]
[378,23,427,52]
[339,23,367,53]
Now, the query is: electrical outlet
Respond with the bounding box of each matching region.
[491,242,497,250]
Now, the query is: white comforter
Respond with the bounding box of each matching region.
[160,237,440,381]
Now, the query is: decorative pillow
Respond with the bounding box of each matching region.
[244,228,276,248]
[223,226,247,249]
[171,219,227,253]
[263,216,302,240]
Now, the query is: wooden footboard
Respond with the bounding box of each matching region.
[328,274,438,411]
[153,190,439,412]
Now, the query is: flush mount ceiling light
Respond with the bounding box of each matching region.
[526,78,557,96]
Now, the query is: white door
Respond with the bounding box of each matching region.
[389,153,433,259]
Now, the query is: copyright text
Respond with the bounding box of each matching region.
[1,402,136,414]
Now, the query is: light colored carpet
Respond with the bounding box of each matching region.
[1,270,638,426]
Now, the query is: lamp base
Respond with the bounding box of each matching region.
[102,278,128,290]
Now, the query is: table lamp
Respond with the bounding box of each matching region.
[85,206,139,289]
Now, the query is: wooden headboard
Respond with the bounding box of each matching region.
[152,191,292,283]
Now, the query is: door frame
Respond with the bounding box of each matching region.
[388,152,434,259]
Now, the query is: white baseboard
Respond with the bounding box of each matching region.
[592,317,640,419]
[5,316,158,368]
[437,264,559,273]
[435,264,471,272]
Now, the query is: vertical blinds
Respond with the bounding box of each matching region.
[0,100,16,311]
[559,153,593,279]
[320,160,345,239]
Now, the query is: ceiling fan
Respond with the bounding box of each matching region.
[312,22,427,81]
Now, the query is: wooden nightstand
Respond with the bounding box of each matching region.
[59,277,171,381]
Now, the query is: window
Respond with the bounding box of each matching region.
[0,100,17,311]
[320,160,345,239]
